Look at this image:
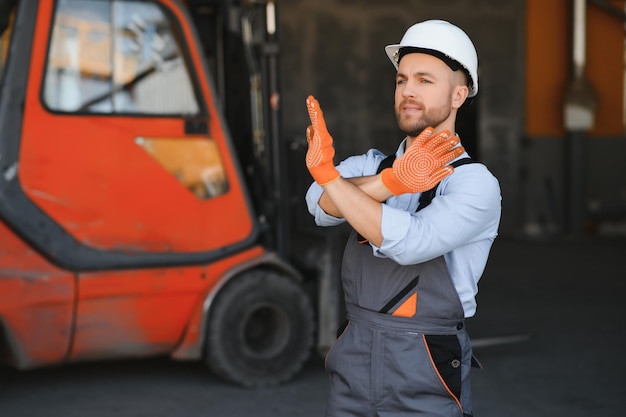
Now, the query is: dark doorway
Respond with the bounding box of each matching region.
[456,96,479,160]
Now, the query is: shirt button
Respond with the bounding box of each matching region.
[451,359,461,368]
[456,322,464,330]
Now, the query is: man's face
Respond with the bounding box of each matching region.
[394,53,456,138]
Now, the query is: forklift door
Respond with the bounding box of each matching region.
[9,0,258,270]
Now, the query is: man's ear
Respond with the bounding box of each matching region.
[451,84,469,110]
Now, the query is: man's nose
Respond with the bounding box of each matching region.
[402,80,418,98]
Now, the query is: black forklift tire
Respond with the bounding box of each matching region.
[205,269,315,387]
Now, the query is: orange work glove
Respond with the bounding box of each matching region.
[381,127,465,195]
[305,95,340,185]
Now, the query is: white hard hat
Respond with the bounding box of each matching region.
[385,20,479,97]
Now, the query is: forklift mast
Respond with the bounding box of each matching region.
[186,0,290,258]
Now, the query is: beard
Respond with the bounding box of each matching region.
[395,99,452,138]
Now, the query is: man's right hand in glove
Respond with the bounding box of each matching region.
[381,127,465,195]
[305,95,341,186]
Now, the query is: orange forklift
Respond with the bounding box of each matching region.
[0,0,336,387]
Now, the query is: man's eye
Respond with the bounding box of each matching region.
[396,79,406,85]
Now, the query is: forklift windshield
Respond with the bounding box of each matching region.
[43,0,200,116]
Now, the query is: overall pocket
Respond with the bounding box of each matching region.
[324,321,351,371]
[423,334,463,404]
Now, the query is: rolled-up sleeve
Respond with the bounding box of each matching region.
[305,149,388,227]
[305,181,345,226]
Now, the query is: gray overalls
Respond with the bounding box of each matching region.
[324,158,476,417]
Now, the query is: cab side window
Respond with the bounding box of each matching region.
[44,0,200,115]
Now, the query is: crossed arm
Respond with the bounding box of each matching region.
[304,95,463,247]
[318,175,389,246]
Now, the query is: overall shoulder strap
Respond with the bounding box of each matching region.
[376,153,396,174]
[449,157,475,169]
[356,153,396,244]
[416,157,475,212]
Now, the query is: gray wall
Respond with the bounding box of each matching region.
[521,136,626,236]
[280,0,526,236]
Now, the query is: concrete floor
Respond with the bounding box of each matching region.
[468,236,626,417]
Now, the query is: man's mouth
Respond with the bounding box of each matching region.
[400,101,423,114]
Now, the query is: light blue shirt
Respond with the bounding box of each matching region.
[305,138,502,317]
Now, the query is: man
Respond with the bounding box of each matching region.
[304,20,501,417]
